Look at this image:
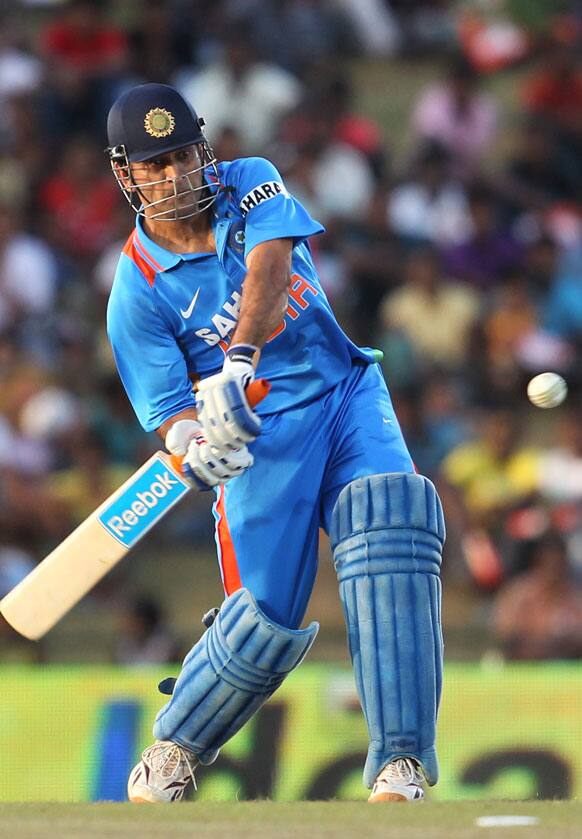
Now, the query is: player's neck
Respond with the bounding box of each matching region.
[143,210,216,255]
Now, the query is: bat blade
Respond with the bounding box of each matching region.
[0,377,270,640]
[0,452,189,640]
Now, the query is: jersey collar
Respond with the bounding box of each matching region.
[134,215,182,272]
[134,209,230,270]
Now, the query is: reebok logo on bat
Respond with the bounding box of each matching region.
[105,471,179,540]
[99,457,189,547]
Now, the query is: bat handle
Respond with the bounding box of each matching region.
[245,377,271,407]
[170,377,271,474]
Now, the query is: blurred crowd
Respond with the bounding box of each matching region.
[0,0,581,662]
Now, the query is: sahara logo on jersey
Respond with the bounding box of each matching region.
[239,181,288,216]
[195,275,319,353]
[195,291,242,348]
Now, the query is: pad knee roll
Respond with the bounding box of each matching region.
[330,472,445,787]
[153,587,318,763]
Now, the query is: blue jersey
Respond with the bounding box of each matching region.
[107,156,376,432]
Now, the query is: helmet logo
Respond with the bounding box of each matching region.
[144,108,176,138]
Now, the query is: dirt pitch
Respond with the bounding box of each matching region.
[0,801,581,839]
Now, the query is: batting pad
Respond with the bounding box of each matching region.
[330,473,445,787]
[153,587,318,762]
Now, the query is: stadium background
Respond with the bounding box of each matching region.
[0,0,581,803]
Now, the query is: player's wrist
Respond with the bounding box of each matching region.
[223,343,257,387]
[225,344,257,366]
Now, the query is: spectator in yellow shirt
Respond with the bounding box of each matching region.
[441,409,541,527]
[438,410,541,587]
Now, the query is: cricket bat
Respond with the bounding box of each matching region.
[0,378,270,640]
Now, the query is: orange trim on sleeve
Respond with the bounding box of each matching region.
[216,486,242,595]
[122,230,157,287]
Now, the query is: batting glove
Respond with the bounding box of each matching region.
[165,419,253,491]
[196,344,261,449]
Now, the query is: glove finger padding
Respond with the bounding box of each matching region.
[198,441,253,475]
[182,448,220,490]
[198,385,240,449]
[197,373,261,449]
[164,417,253,491]
[184,436,253,490]
[223,378,261,440]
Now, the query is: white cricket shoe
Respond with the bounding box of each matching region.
[368,757,425,803]
[127,740,198,803]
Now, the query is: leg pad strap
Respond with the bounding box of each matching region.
[153,587,318,763]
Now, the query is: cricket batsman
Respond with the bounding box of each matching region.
[105,83,445,803]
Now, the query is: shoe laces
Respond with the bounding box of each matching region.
[382,757,424,785]
[143,741,198,790]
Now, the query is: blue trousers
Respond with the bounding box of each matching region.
[213,362,414,629]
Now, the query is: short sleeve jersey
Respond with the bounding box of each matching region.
[107,157,376,431]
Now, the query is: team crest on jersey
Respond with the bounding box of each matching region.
[228,220,246,253]
[144,108,175,138]
[239,181,288,216]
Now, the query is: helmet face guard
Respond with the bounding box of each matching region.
[105,83,221,222]
[108,140,220,222]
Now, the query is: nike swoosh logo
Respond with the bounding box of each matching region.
[180,287,201,318]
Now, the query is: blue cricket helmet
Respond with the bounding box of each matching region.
[106,83,219,221]
[107,83,206,163]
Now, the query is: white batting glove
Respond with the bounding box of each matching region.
[196,344,261,449]
[165,419,253,491]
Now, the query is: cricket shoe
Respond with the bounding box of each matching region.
[128,740,198,803]
[368,757,425,803]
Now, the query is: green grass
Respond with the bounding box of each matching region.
[0,801,581,839]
